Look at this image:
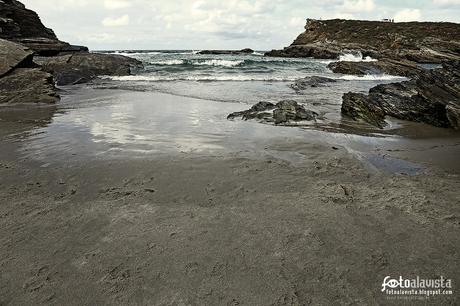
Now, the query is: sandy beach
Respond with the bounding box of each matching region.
[1,88,459,305]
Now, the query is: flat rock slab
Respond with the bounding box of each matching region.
[0,38,34,77]
[0,68,59,104]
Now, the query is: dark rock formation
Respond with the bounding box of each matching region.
[328,59,423,77]
[265,45,340,59]
[341,93,386,128]
[0,0,87,55]
[0,0,146,108]
[228,100,318,125]
[0,68,59,104]
[0,38,34,76]
[290,76,337,91]
[37,53,143,85]
[197,48,254,55]
[266,19,460,63]
[0,38,58,104]
[342,61,460,129]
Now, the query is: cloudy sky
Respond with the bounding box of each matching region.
[21,0,460,51]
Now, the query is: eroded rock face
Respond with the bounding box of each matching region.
[266,19,460,62]
[0,38,34,77]
[0,68,59,104]
[0,0,87,55]
[38,53,144,85]
[228,100,318,125]
[342,61,460,129]
[328,59,423,77]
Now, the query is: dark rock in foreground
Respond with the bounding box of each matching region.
[341,93,387,128]
[228,100,318,125]
[0,38,34,77]
[290,76,337,91]
[342,61,460,129]
[197,48,254,55]
[37,53,144,86]
[0,68,59,104]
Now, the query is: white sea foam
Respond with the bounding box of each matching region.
[113,51,162,57]
[193,59,244,67]
[150,59,184,65]
[105,75,297,82]
[339,74,406,81]
[339,52,377,62]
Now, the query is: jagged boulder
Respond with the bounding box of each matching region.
[341,93,386,128]
[0,38,34,77]
[342,61,460,129]
[228,100,318,125]
[0,68,59,104]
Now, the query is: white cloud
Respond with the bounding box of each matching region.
[394,9,422,22]
[104,0,132,10]
[17,0,460,50]
[342,0,375,13]
[432,0,460,7]
[102,15,130,27]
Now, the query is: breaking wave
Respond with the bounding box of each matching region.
[339,52,377,62]
[339,74,406,81]
[105,75,299,82]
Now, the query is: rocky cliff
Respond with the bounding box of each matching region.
[0,0,143,106]
[0,0,88,55]
[266,19,460,63]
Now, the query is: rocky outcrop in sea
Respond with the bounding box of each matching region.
[264,18,460,130]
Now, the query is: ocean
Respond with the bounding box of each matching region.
[94,50,409,133]
[100,50,402,104]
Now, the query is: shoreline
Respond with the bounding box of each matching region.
[1,89,459,304]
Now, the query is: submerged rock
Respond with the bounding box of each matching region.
[342,61,460,129]
[0,68,59,104]
[290,76,337,91]
[197,49,254,55]
[37,53,143,85]
[228,100,318,125]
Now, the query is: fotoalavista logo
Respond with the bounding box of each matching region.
[381,276,453,298]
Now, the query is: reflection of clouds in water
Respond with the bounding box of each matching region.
[76,91,233,153]
[89,103,148,145]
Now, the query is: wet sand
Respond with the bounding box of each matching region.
[0,88,459,305]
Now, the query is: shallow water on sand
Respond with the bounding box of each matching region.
[9,86,460,175]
